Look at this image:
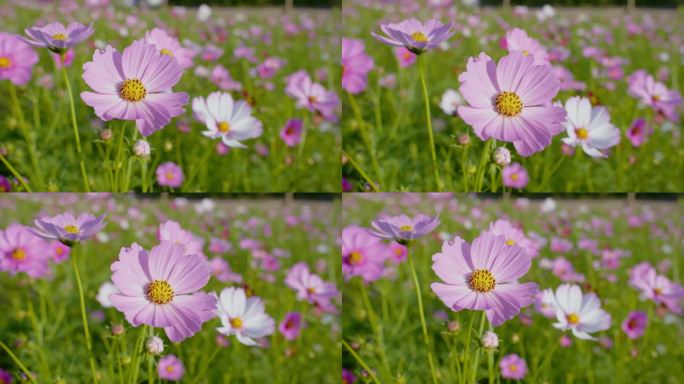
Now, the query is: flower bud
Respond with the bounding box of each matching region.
[481,330,499,349]
[492,147,511,166]
[133,140,151,158]
[146,336,164,355]
[100,129,113,142]
[111,324,124,336]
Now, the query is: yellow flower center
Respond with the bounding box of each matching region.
[119,79,147,102]
[217,121,230,133]
[146,280,174,304]
[511,173,519,181]
[522,50,529,56]
[506,239,516,246]
[56,247,64,255]
[64,225,79,234]
[566,313,580,325]
[410,32,428,43]
[166,365,175,373]
[510,364,518,372]
[495,91,523,117]
[230,317,243,329]
[394,247,403,255]
[652,95,660,102]
[399,225,413,231]
[468,269,496,293]
[308,95,318,104]
[52,33,67,41]
[576,128,588,140]
[654,288,662,296]
[160,48,174,57]
[11,248,26,261]
[0,57,11,69]
[349,251,363,265]
[306,287,316,294]
[165,172,175,181]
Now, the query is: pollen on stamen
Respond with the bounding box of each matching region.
[410,32,428,43]
[506,239,516,246]
[11,248,26,261]
[64,225,79,234]
[468,269,496,293]
[119,79,147,102]
[52,33,67,41]
[399,225,413,231]
[146,280,174,305]
[160,48,174,57]
[349,251,363,265]
[576,128,589,140]
[566,313,580,325]
[229,317,244,329]
[217,122,230,133]
[495,91,523,117]
[0,57,11,69]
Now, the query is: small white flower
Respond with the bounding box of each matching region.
[133,140,150,158]
[439,89,464,116]
[192,92,263,148]
[197,4,212,22]
[216,287,275,346]
[146,336,164,355]
[96,281,119,308]
[561,96,620,158]
[481,331,499,349]
[492,147,511,166]
[543,284,611,340]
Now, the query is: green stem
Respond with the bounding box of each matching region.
[342,339,381,384]
[407,248,439,384]
[147,327,154,384]
[0,340,38,384]
[488,348,494,384]
[359,279,392,380]
[129,325,148,383]
[531,338,560,382]
[8,83,42,188]
[475,140,493,192]
[71,247,99,382]
[417,55,442,190]
[114,122,127,192]
[0,153,32,191]
[343,150,380,192]
[471,311,487,383]
[61,64,90,191]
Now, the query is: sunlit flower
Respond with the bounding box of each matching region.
[561,96,620,158]
[543,284,611,340]
[372,18,454,54]
[216,286,275,346]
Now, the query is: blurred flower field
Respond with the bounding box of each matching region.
[341,1,684,192]
[342,193,684,383]
[0,1,340,192]
[0,194,340,382]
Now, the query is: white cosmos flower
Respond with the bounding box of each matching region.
[543,284,611,340]
[192,92,263,148]
[561,96,620,158]
[439,89,464,116]
[96,281,119,308]
[216,287,275,346]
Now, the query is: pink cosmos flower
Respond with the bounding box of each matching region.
[430,230,538,326]
[639,269,684,314]
[502,162,529,189]
[209,257,242,283]
[286,71,339,122]
[280,118,303,147]
[192,91,263,148]
[24,21,93,53]
[629,261,654,290]
[542,284,611,340]
[278,312,303,341]
[561,96,620,158]
[626,118,651,147]
[0,224,50,278]
[371,18,454,54]
[628,69,682,122]
[341,38,374,94]
[341,225,386,282]
[285,262,338,303]
[0,368,12,384]
[621,311,647,339]
[370,214,440,243]
[488,219,539,258]
[0,32,39,86]
[216,287,275,346]
[156,162,184,188]
[388,242,407,263]
[32,213,106,246]
[143,28,195,70]
[457,52,566,156]
[52,48,74,69]
[210,65,242,91]
[80,40,189,136]
[158,354,184,381]
[157,220,204,257]
[500,353,528,380]
[394,46,416,68]
[50,242,71,263]
[0,175,11,192]
[342,368,356,384]
[257,57,284,79]
[109,241,217,343]
[501,28,549,66]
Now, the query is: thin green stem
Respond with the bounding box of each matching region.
[342,339,381,384]
[417,55,442,190]
[61,64,90,191]
[488,349,494,384]
[71,247,99,382]
[475,140,493,192]
[359,279,392,379]
[0,340,38,384]
[531,338,560,382]
[471,311,487,383]
[343,150,380,192]
[129,325,148,383]
[8,83,42,188]
[114,122,127,192]
[147,327,154,384]
[407,248,438,384]
[0,153,32,191]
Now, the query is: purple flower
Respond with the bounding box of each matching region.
[0,223,50,278]
[158,354,184,381]
[626,118,651,147]
[502,163,529,189]
[286,71,339,122]
[278,312,303,341]
[156,220,204,257]
[32,213,106,246]
[488,219,539,258]
[279,119,303,147]
[109,242,217,343]
[341,38,374,94]
[628,69,682,122]
[502,28,549,66]
[24,21,94,53]
[0,175,12,192]
[371,18,454,54]
[144,28,195,70]
[430,230,538,326]
[370,213,440,243]
[156,162,184,188]
[500,353,528,380]
[0,32,39,86]
[285,262,338,304]
[341,225,387,282]
[621,311,647,339]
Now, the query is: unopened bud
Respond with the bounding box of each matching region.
[492,147,511,166]
[481,331,499,349]
[146,336,164,354]
[133,140,151,158]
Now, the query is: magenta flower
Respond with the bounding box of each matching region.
[0,175,11,192]
[341,225,387,282]
[109,242,216,343]
[457,52,566,156]
[430,230,538,326]
[488,219,539,258]
[157,220,204,257]
[144,28,195,70]
[0,32,39,86]
[628,69,682,122]
[626,118,650,147]
[285,262,338,303]
[341,38,374,94]
[500,353,528,380]
[52,48,74,69]
[279,118,303,147]
[156,162,184,188]
[639,269,684,314]
[502,162,529,189]
[24,21,93,53]
[371,18,454,54]
[80,40,189,136]
[50,242,71,263]
[502,28,549,66]
[32,213,106,246]
[394,46,416,68]
[621,311,647,339]
[210,65,242,91]
[278,312,303,341]
[286,71,339,122]
[370,214,440,243]
[0,223,50,278]
[158,354,184,381]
